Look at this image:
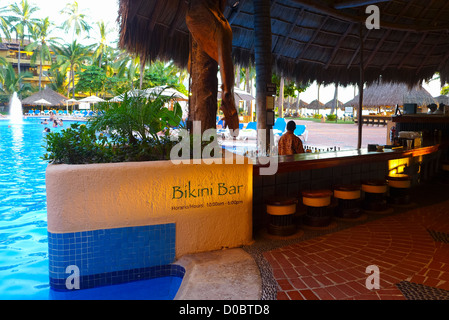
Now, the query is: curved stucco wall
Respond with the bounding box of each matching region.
[46,157,253,258]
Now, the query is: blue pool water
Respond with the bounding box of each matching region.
[0,117,183,300]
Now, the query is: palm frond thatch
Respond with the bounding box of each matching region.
[343,82,436,108]
[21,88,70,107]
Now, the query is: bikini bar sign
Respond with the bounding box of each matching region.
[168,163,252,212]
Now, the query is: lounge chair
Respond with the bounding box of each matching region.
[26,110,35,116]
[294,124,308,142]
[34,110,41,116]
[238,121,257,140]
[273,118,286,136]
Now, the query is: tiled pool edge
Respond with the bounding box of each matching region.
[48,224,178,291]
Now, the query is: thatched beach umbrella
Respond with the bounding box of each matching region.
[324,99,344,110]
[308,99,324,110]
[434,95,449,105]
[345,82,436,109]
[22,88,69,107]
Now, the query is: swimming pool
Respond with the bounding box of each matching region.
[0,117,183,300]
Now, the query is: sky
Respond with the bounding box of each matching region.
[2,0,443,102]
[3,0,120,45]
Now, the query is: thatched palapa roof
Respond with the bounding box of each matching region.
[118,0,449,87]
[324,99,344,109]
[307,99,324,109]
[344,82,436,108]
[21,88,70,107]
[434,95,449,105]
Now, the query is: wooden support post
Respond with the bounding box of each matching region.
[357,23,364,150]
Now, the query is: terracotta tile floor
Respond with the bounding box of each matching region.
[261,182,449,300]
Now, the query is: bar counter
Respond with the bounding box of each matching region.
[253,139,449,175]
[251,138,448,232]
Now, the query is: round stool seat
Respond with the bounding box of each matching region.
[361,180,388,194]
[361,180,388,212]
[333,184,362,219]
[302,190,333,207]
[333,184,361,200]
[266,196,298,236]
[387,174,411,205]
[302,190,333,227]
[387,174,411,188]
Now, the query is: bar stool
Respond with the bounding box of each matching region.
[266,196,298,236]
[387,174,411,205]
[361,180,388,212]
[301,190,333,227]
[333,184,362,219]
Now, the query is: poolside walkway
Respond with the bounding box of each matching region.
[293,119,387,150]
[253,180,449,300]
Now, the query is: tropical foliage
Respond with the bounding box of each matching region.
[42,92,183,164]
[0,0,190,102]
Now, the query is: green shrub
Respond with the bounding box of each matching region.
[42,90,183,164]
[313,114,322,119]
[326,114,337,121]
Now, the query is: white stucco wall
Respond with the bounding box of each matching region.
[46,155,253,258]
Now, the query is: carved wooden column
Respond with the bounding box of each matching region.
[188,40,218,134]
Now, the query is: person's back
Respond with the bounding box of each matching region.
[278,121,305,155]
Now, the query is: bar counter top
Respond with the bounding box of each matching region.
[253,139,449,175]
[392,114,449,123]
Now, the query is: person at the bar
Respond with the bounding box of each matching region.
[278,121,305,155]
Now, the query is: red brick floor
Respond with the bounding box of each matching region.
[263,187,449,300]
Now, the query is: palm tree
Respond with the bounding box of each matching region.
[7,0,39,80]
[60,1,92,42]
[92,21,113,68]
[52,40,93,98]
[114,51,143,90]
[0,63,32,96]
[0,5,11,41]
[25,17,60,91]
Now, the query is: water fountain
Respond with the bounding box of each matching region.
[9,92,24,125]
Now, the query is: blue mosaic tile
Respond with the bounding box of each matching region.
[48,223,176,290]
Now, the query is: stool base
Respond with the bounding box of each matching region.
[363,192,388,212]
[303,206,332,227]
[334,199,362,219]
[267,214,296,236]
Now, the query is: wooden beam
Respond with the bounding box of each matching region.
[325,23,353,69]
[273,7,305,54]
[363,29,391,69]
[295,15,329,63]
[358,23,364,150]
[346,29,371,69]
[227,0,247,25]
[334,0,390,9]
[381,31,409,71]
[398,32,427,70]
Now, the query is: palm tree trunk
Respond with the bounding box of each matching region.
[71,66,75,98]
[139,60,144,90]
[38,55,43,91]
[254,0,272,151]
